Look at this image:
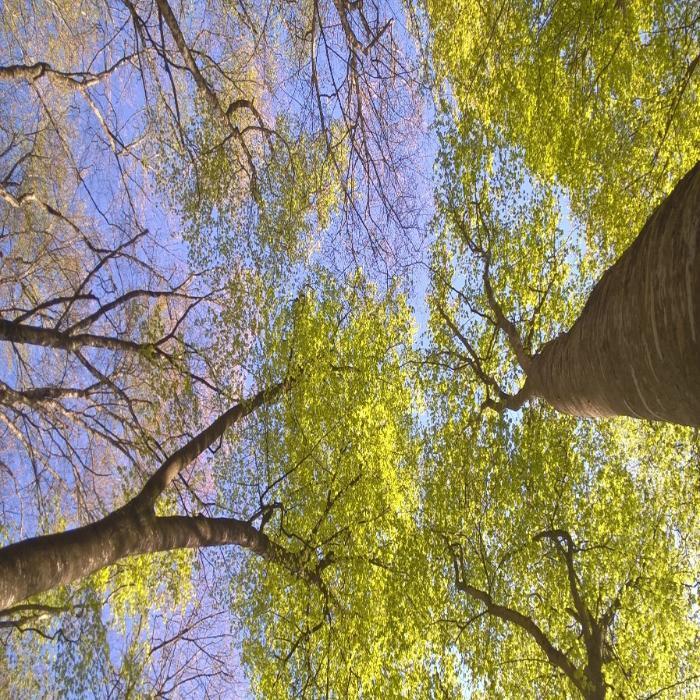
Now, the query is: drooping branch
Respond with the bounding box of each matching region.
[0,184,84,235]
[434,299,534,412]
[434,217,534,411]
[1,282,211,391]
[457,582,584,692]
[152,0,217,111]
[434,301,502,393]
[481,381,534,412]
[437,210,536,411]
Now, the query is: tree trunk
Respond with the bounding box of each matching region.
[528,160,700,425]
[0,503,276,611]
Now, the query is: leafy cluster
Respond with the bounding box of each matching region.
[429,0,700,264]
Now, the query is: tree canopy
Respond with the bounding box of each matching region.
[1,0,699,697]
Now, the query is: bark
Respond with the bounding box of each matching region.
[527,160,700,425]
[0,506,280,611]
[0,58,134,87]
[0,62,51,81]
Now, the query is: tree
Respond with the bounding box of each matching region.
[520,160,700,424]
[2,0,700,697]
[427,0,700,423]
[0,0,426,691]
[422,404,700,698]
[0,378,290,611]
[1,276,436,696]
[433,159,700,424]
[427,0,700,259]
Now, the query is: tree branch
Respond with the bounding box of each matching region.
[451,551,584,693]
[134,378,291,509]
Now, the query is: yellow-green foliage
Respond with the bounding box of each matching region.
[232,274,456,697]
[173,116,345,271]
[429,0,700,263]
[423,397,700,697]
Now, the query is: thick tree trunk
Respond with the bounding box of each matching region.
[0,503,275,611]
[585,686,606,700]
[584,648,607,700]
[528,161,700,425]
